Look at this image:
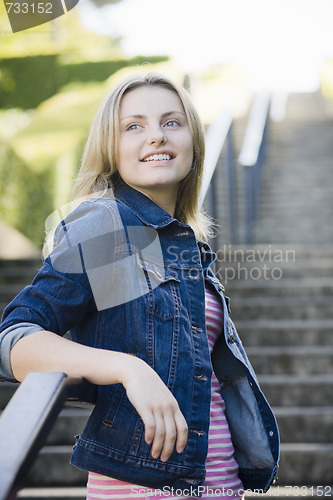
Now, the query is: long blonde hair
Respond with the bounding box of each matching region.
[72,72,212,240]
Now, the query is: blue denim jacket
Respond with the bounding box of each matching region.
[0,181,279,495]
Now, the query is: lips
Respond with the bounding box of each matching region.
[141,151,175,162]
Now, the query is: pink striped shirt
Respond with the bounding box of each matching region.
[87,287,243,500]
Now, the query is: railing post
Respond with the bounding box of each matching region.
[226,125,237,245]
[244,166,254,245]
[239,91,270,245]
[199,106,236,246]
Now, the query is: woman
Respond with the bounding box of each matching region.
[0,73,279,499]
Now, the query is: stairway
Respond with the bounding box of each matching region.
[255,91,333,244]
[1,91,333,498]
[215,91,333,494]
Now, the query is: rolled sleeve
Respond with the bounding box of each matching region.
[0,323,44,381]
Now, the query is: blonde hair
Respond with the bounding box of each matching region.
[72,72,212,240]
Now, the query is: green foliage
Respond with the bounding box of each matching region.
[0,54,58,109]
[58,55,169,85]
[0,138,54,246]
[0,54,169,109]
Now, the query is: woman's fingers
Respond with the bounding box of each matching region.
[159,410,177,462]
[151,411,166,459]
[142,411,156,446]
[174,410,188,454]
[143,405,188,462]
[122,356,188,461]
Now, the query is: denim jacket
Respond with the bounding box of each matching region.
[0,180,279,495]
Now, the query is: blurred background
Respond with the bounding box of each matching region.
[1,1,333,497]
[1,0,333,250]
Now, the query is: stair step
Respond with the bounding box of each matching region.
[18,485,333,500]
[236,318,333,346]
[23,443,333,489]
[225,278,333,297]
[0,283,35,301]
[18,487,86,499]
[253,232,333,246]
[230,296,333,320]
[0,258,41,269]
[278,443,333,486]
[258,375,333,406]
[46,408,91,446]
[0,387,91,438]
[274,406,333,443]
[26,446,87,487]
[214,244,333,260]
[246,346,333,375]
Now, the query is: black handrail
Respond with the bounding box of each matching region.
[0,372,68,500]
[239,91,271,244]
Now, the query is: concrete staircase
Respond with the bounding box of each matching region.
[1,90,333,498]
[221,245,333,491]
[215,91,333,495]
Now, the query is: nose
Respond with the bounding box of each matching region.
[147,125,167,145]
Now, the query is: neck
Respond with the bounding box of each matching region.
[134,186,178,217]
[142,189,177,217]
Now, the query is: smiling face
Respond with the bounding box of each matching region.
[116,85,194,210]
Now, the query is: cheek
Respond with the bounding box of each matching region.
[117,139,131,171]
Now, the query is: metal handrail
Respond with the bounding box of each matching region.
[200,106,237,244]
[239,91,271,244]
[0,372,68,500]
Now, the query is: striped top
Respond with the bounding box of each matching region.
[86,286,243,500]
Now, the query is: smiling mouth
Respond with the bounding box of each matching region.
[142,154,173,162]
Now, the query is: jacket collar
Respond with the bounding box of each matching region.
[113,178,182,230]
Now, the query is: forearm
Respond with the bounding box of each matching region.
[10,330,131,385]
[10,330,188,462]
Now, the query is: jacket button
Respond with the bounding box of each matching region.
[190,430,205,437]
[194,374,208,382]
[180,478,199,485]
[228,333,235,343]
[154,267,163,279]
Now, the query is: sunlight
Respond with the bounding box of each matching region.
[78,0,333,92]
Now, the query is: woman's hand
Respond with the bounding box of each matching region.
[11,331,188,462]
[121,356,188,462]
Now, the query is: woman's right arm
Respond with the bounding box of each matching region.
[10,330,188,463]
[3,201,187,461]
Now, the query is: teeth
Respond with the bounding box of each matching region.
[143,154,172,162]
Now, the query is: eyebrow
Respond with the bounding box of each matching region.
[120,110,186,122]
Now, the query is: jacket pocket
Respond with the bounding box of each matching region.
[139,258,181,320]
[102,384,127,428]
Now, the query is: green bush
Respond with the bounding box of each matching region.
[0,139,54,246]
[0,54,169,109]
[0,55,58,109]
[58,55,169,85]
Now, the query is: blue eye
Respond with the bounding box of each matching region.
[165,120,179,127]
[127,124,141,131]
